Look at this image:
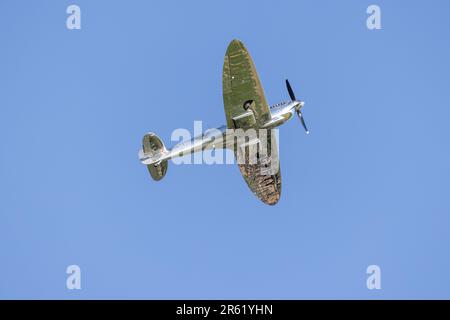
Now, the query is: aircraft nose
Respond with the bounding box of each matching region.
[295,101,304,110]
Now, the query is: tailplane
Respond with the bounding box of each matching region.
[140,133,168,181]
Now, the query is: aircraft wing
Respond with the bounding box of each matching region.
[222,39,271,128]
[235,131,282,205]
[222,40,281,205]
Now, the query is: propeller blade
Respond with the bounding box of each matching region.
[286,79,296,101]
[297,111,309,134]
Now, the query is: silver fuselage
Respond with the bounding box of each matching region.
[139,100,303,165]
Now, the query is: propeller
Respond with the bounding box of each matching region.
[296,110,309,134]
[286,79,296,101]
[285,79,309,134]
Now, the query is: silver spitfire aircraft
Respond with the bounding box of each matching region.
[139,39,308,205]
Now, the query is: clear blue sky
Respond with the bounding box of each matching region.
[1,0,450,299]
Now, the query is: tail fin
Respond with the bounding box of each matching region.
[140,133,168,181]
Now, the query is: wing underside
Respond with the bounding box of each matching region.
[222,40,271,128]
[222,39,281,205]
[236,130,281,205]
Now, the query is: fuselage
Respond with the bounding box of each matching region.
[139,100,303,165]
[262,100,301,129]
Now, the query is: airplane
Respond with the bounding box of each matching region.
[138,39,308,205]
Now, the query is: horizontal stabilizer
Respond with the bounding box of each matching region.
[147,160,168,181]
[140,133,168,181]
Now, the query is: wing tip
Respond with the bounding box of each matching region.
[226,39,246,54]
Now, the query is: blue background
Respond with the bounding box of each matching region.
[1,0,449,299]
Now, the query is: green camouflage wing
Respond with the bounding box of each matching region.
[222,39,271,128]
[222,39,281,205]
